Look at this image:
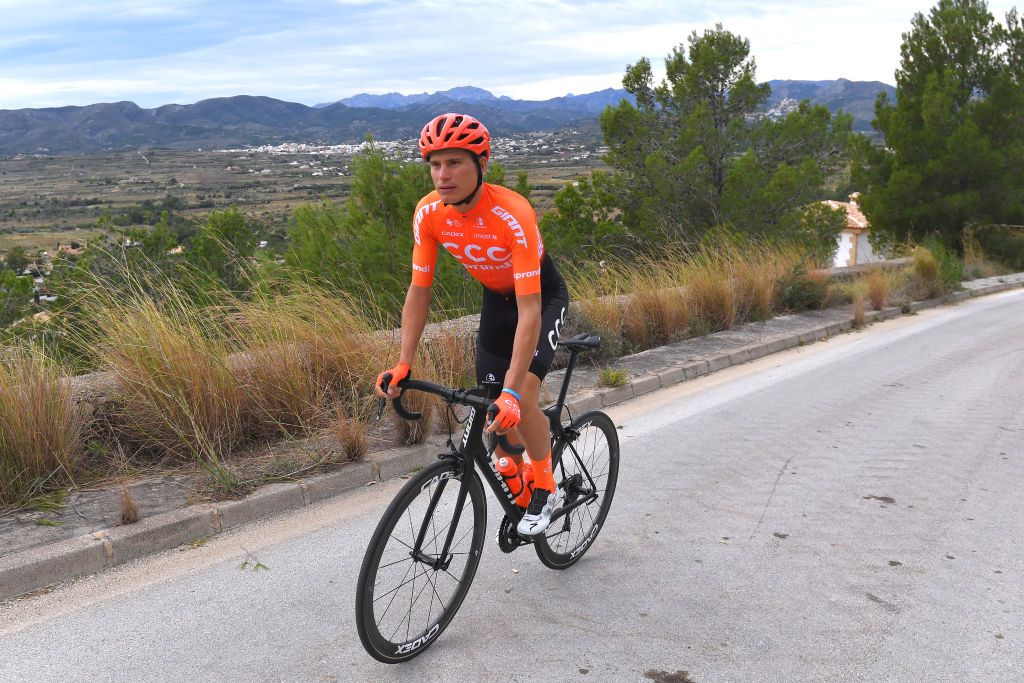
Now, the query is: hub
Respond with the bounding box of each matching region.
[411,549,453,571]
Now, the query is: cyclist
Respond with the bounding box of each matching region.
[375,112,569,536]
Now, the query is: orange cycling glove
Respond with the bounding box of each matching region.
[490,391,522,431]
[376,362,410,394]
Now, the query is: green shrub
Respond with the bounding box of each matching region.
[973,225,1024,271]
[779,263,829,311]
[924,238,964,291]
[598,367,628,387]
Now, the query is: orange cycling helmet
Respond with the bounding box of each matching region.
[419,113,491,161]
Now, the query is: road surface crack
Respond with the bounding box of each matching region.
[751,454,797,540]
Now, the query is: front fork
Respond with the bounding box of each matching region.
[412,472,468,571]
[411,405,486,568]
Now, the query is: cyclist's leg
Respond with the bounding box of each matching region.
[476,276,568,467]
[514,285,570,534]
[515,373,549,463]
[516,265,569,467]
[476,287,525,464]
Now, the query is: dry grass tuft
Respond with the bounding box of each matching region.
[93,293,245,487]
[230,286,384,440]
[119,481,139,525]
[617,263,689,350]
[912,246,939,286]
[51,267,393,495]
[731,243,798,320]
[234,342,321,439]
[685,252,736,333]
[0,346,83,505]
[852,291,867,328]
[566,258,686,355]
[337,401,370,462]
[865,267,889,310]
[395,389,434,445]
[574,296,624,361]
[621,293,653,351]
[963,228,1006,280]
[566,241,807,354]
[420,321,476,390]
[417,322,477,435]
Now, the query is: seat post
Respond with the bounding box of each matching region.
[555,348,581,410]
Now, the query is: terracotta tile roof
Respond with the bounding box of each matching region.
[822,193,869,231]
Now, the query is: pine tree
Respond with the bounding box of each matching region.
[854,0,1024,248]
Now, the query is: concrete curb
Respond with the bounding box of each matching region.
[2,273,1023,601]
[0,443,445,602]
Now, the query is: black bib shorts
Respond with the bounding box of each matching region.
[476,253,569,394]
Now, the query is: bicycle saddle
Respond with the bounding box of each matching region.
[556,333,602,350]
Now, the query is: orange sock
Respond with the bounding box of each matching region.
[514,460,535,507]
[532,451,555,492]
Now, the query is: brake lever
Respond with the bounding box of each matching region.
[485,402,526,455]
[374,372,393,422]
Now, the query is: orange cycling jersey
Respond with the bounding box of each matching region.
[411,183,545,296]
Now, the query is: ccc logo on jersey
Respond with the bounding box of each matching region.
[441,242,510,264]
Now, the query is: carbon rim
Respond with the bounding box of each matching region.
[536,411,618,565]
[357,464,485,661]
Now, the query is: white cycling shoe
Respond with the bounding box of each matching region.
[517,487,562,536]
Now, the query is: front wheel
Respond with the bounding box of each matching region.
[355,459,487,663]
[534,410,619,569]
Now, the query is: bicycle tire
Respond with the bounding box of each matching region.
[355,459,487,663]
[534,410,619,570]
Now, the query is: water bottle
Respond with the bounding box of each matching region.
[495,457,526,505]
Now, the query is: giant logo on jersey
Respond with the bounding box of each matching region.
[492,204,544,258]
[491,205,528,249]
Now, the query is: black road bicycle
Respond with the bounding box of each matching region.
[355,333,620,663]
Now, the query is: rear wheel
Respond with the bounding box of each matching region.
[534,410,619,569]
[355,460,486,663]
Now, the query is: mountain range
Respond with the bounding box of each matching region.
[320,85,638,116]
[764,79,895,130]
[0,80,894,156]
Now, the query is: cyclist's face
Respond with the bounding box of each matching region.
[429,149,485,206]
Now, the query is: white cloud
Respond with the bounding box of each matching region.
[0,0,1020,109]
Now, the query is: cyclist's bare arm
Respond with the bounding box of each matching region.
[503,292,541,396]
[377,283,431,398]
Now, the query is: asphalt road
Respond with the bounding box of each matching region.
[1,290,1022,682]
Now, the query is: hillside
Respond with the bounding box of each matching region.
[0,81,894,155]
[766,79,895,131]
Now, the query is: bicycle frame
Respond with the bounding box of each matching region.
[393,338,601,567]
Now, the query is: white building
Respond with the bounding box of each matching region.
[823,192,880,268]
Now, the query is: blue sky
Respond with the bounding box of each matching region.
[0,0,1019,110]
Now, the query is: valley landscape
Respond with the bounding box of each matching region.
[0,130,602,255]
[0,80,892,256]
